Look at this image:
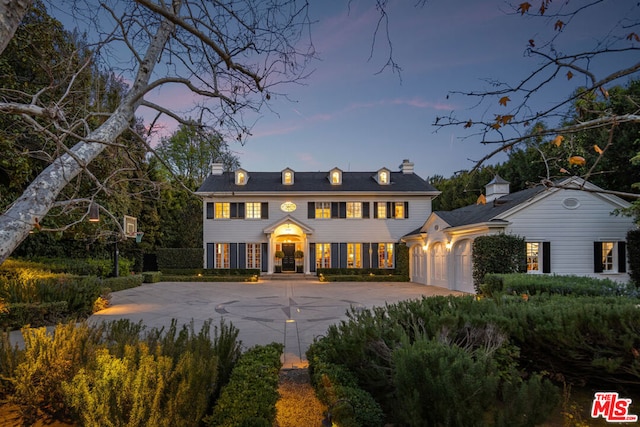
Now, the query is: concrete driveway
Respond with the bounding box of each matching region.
[89,278,465,367]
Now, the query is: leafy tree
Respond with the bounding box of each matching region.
[155,123,239,186]
[0,0,313,264]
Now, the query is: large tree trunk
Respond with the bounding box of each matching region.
[0,6,178,264]
[0,0,32,55]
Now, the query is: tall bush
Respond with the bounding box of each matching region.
[627,228,640,286]
[156,248,204,270]
[472,234,526,291]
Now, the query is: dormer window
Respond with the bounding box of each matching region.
[376,168,390,185]
[282,168,294,185]
[235,169,248,185]
[329,168,342,185]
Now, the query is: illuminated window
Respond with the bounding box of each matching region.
[237,171,245,185]
[526,242,539,272]
[283,169,294,185]
[378,243,394,268]
[315,202,330,219]
[316,243,331,269]
[214,243,229,268]
[601,242,615,272]
[215,202,230,219]
[346,202,362,219]
[347,243,362,268]
[379,171,388,184]
[377,203,386,219]
[246,202,261,219]
[394,202,404,219]
[332,171,340,184]
[247,243,261,269]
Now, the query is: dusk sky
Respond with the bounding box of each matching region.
[218,0,637,180]
[53,0,639,180]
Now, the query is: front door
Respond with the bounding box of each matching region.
[282,243,296,272]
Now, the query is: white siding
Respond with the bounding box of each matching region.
[505,189,632,279]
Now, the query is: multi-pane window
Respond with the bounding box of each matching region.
[378,243,394,268]
[214,243,229,268]
[331,171,340,184]
[315,202,331,219]
[379,171,388,184]
[215,202,230,219]
[394,202,404,219]
[601,242,615,272]
[246,202,262,219]
[347,243,362,268]
[346,202,362,219]
[247,243,261,269]
[526,242,539,272]
[237,172,245,185]
[316,243,331,269]
[284,171,293,184]
[377,203,386,219]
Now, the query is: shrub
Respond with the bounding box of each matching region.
[0,301,69,330]
[627,228,640,287]
[206,343,283,427]
[142,271,162,283]
[156,248,204,270]
[472,234,526,292]
[102,274,144,292]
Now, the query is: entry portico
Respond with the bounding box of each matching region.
[264,215,314,274]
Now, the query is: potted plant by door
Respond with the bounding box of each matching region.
[275,251,284,273]
[294,250,304,273]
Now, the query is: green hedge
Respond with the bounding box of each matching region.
[318,274,407,282]
[156,248,204,270]
[481,273,637,298]
[101,275,143,292]
[472,234,526,292]
[206,343,283,427]
[0,301,69,330]
[628,228,640,286]
[161,268,260,276]
[142,271,162,283]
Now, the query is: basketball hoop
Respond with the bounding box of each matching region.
[135,232,144,243]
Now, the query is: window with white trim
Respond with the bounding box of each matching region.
[246,202,261,219]
[316,243,331,269]
[315,202,330,219]
[246,243,261,269]
[347,243,362,268]
[377,203,386,219]
[346,202,362,219]
[215,202,230,219]
[526,242,540,272]
[394,202,405,219]
[378,243,394,268]
[214,243,229,268]
[601,242,615,272]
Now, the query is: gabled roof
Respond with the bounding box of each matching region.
[435,185,543,227]
[433,176,631,229]
[196,171,439,194]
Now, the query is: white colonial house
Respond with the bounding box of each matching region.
[403,175,637,293]
[195,160,439,275]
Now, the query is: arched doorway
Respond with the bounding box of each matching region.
[265,216,313,274]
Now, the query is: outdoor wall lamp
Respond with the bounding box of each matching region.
[89,203,100,222]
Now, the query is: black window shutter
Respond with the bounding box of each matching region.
[308,202,315,219]
[373,202,378,219]
[261,202,269,219]
[362,202,370,218]
[261,243,268,272]
[339,243,347,268]
[238,243,246,269]
[386,202,393,218]
[206,202,214,219]
[206,243,214,269]
[331,202,339,218]
[594,242,603,273]
[339,202,346,218]
[542,242,551,273]
[363,243,371,268]
[404,202,409,219]
[309,243,316,272]
[230,243,238,268]
[618,241,627,273]
[230,203,238,218]
[238,203,245,219]
[372,243,379,268]
[331,243,339,268]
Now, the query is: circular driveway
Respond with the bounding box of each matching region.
[89,278,465,367]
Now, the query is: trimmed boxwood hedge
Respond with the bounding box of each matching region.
[156,248,204,270]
